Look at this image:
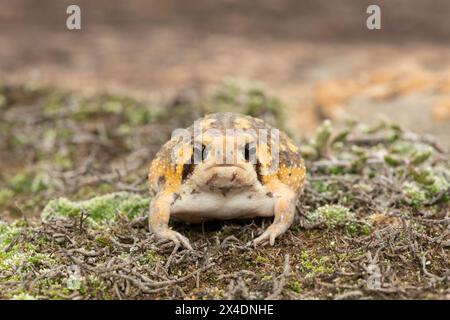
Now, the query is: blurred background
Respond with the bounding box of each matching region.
[1,0,450,222]
[0,0,449,144]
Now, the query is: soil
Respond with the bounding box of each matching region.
[1,0,450,144]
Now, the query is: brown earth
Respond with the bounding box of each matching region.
[0,0,449,147]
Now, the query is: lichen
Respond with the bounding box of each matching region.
[212,79,287,130]
[297,251,334,277]
[311,119,332,157]
[0,188,14,206]
[11,293,38,300]
[41,192,150,225]
[0,221,59,297]
[308,204,354,227]
[344,221,371,237]
[403,169,449,206]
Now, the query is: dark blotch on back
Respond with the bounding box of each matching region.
[182,163,195,182]
[158,175,166,188]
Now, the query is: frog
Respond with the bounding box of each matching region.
[148,112,306,249]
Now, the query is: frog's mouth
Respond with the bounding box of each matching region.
[206,164,247,171]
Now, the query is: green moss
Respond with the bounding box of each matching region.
[298,251,334,276]
[390,141,416,155]
[243,256,257,269]
[411,150,432,165]
[41,192,150,225]
[312,120,332,157]
[95,235,113,248]
[1,244,35,272]
[212,79,287,129]
[426,174,449,197]
[386,141,435,167]
[353,183,373,193]
[299,144,318,159]
[310,180,342,195]
[311,180,328,193]
[30,172,53,193]
[309,205,353,228]
[86,275,110,298]
[102,100,124,114]
[344,221,371,237]
[403,171,449,206]
[261,274,273,282]
[8,172,32,193]
[217,225,239,238]
[11,293,38,300]
[332,130,350,145]
[289,280,302,293]
[53,152,73,169]
[42,90,72,116]
[0,188,14,206]
[125,106,154,125]
[33,277,72,299]
[41,89,159,127]
[0,222,58,288]
[6,170,55,194]
[411,221,426,232]
[255,256,269,264]
[410,168,435,186]
[360,119,387,134]
[0,221,18,248]
[402,182,427,206]
[145,250,160,264]
[329,164,347,175]
[0,94,6,108]
[384,154,404,167]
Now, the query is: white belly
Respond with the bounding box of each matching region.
[170,185,276,223]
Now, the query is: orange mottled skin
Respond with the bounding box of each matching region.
[148,112,306,249]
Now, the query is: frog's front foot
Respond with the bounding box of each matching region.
[250,222,290,246]
[153,227,193,250]
[149,191,193,250]
[249,182,297,247]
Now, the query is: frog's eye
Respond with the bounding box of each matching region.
[244,143,257,162]
[193,144,208,163]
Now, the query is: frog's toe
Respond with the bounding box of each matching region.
[251,224,285,246]
[175,232,193,250]
[156,229,193,250]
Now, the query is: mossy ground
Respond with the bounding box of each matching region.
[0,83,448,299]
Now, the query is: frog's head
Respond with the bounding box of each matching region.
[150,112,305,198]
[179,129,265,193]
